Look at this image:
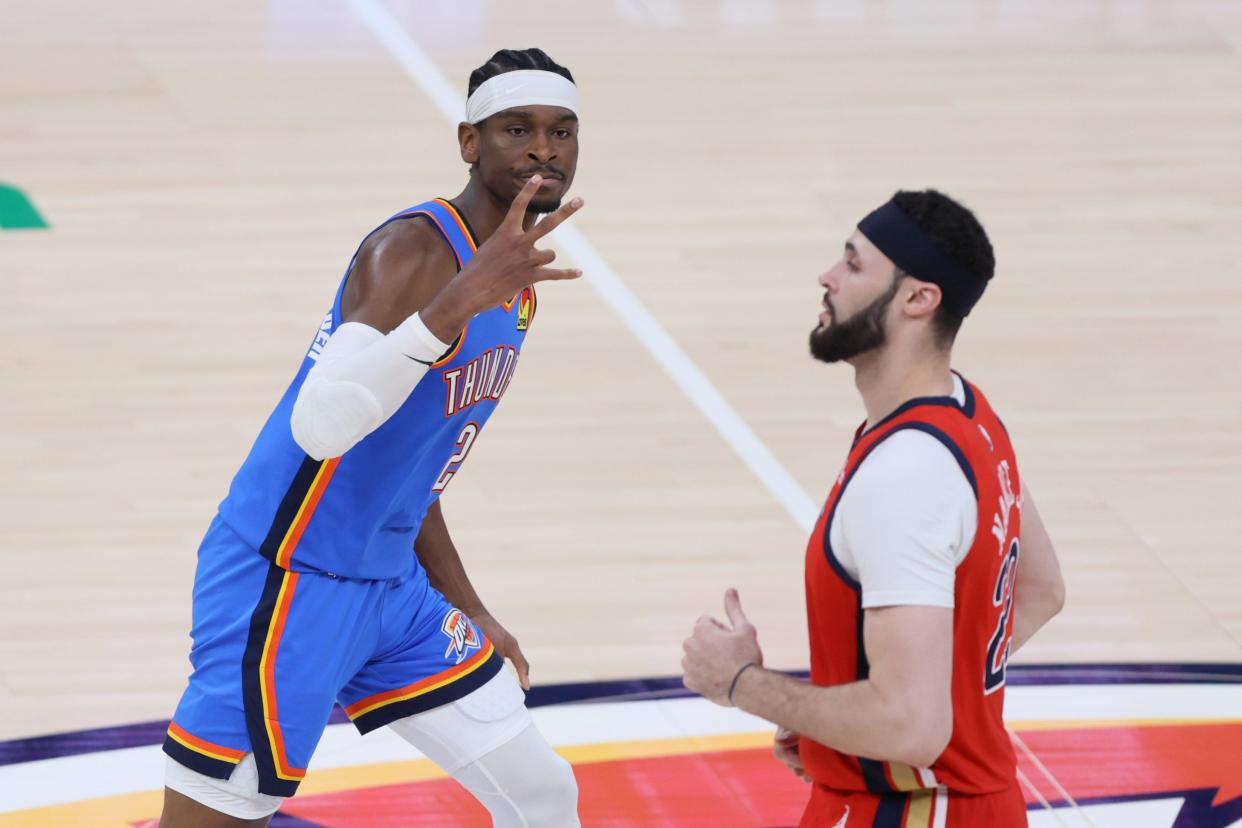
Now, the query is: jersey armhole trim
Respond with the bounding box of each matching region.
[888,422,977,497]
[823,421,976,588]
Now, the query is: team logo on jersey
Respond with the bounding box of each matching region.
[516,286,535,331]
[443,345,520,417]
[978,423,995,452]
[441,609,482,664]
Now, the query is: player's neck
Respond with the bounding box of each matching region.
[450,182,508,243]
[852,342,954,430]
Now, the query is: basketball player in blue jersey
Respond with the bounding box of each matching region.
[160,49,585,827]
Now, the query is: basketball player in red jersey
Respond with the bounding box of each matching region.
[682,191,1066,827]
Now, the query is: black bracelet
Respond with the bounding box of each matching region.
[727,662,758,706]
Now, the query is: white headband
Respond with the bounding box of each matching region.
[465,69,579,124]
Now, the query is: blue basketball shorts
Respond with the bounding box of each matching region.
[163,515,503,796]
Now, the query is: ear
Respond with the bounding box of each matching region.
[904,279,943,321]
[458,122,481,165]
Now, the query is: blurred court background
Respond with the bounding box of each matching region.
[2,1,1240,825]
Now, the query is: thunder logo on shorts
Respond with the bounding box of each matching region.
[442,609,482,664]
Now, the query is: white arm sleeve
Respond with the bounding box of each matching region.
[290,315,448,460]
[831,430,977,609]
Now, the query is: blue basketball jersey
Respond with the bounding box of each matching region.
[217,199,536,580]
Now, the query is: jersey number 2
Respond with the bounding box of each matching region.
[431,422,479,492]
[984,538,1020,695]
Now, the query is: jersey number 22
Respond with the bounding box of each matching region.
[985,538,1020,694]
[431,422,480,492]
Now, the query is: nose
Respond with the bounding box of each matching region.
[527,133,556,165]
[818,266,838,292]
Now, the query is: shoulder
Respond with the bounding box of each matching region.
[839,431,978,605]
[355,216,458,276]
[851,429,972,496]
[841,429,976,538]
[342,215,461,330]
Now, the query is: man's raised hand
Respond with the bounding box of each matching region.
[420,176,583,342]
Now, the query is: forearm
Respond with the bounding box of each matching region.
[731,667,943,767]
[1010,488,1066,654]
[419,284,476,346]
[414,503,486,615]
[419,546,486,616]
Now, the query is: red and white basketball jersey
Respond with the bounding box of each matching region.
[802,374,1022,795]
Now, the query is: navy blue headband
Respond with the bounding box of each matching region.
[857,201,989,317]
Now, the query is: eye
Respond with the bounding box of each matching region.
[553,128,573,139]
[846,260,861,273]
[506,126,528,137]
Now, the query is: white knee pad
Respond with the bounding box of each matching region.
[454,724,580,828]
[389,669,579,827]
[165,753,283,820]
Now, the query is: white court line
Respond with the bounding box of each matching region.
[0,697,769,813]
[5,683,1238,813]
[345,0,820,532]
[1016,767,1073,828]
[1011,730,1094,827]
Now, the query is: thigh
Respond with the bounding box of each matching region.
[338,580,504,735]
[166,517,385,798]
[160,789,272,828]
[166,519,273,783]
[163,754,281,826]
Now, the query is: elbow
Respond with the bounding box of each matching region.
[290,413,339,461]
[1020,570,1066,625]
[889,705,952,769]
[1050,577,1067,617]
[290,380,381,461]
[900,726,952,770]
[1041,574,1067,619]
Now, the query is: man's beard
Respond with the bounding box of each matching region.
[809,276,900,364]
[519,164,567,215]
[527,196,563,215]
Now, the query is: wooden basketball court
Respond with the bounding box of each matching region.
[2,1,1240,825]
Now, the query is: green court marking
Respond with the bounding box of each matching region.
[0,183,48,229]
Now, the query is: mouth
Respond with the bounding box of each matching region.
[517,172,564,190]
[818,296,834,324]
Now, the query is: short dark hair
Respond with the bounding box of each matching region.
[467,48,574,98]
[890,189,994,347]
